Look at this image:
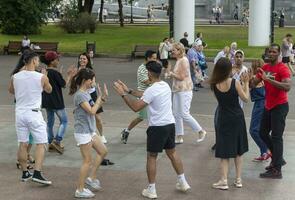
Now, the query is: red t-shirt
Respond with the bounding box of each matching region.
[260,62,291,110]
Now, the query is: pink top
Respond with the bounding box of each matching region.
[172,57,193,92]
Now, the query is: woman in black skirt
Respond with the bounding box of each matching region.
[209,58,249,190]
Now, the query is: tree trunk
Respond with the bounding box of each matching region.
[78,0,94,14]
[99,0,104,23]
[118,0,124,27]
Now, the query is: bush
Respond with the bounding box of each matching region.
[60,3,97,34]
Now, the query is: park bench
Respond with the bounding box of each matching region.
[3,41,59,55]
[131,44,159,59]
[3,41,22,54]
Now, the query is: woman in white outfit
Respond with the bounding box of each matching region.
[168,43,206,144]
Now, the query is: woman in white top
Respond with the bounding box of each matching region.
[168,43,206,144]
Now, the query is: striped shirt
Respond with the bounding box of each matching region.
[137,64,149,91]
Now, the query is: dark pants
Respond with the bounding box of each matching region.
[259,103,289,171]
[249,100,268,155]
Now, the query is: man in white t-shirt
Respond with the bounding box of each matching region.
[113,61,190,199]
[9,51,52,185]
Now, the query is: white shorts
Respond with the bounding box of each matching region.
[16,110,47,144]
[74,132,96,146]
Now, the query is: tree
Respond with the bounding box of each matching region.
[118,0,124,27]
[99,0,104,23]
[0,0,61,34]
[78,0,95,14]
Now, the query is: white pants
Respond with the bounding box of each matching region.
[173,91,202,136]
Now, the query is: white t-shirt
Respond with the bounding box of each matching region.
[142,81,175,126]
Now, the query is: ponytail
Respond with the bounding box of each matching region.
[69,68,95,95]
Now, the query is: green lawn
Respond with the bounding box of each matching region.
[0,25,294,58]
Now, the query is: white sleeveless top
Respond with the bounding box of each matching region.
[13,70,43,112]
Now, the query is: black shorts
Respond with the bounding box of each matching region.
[282,57,290,63]
[90,91,104,114]
[146,123,175,153]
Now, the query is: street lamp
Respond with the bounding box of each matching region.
[130,0,134,23]
[169,0,174,38]
[270,0,275,43]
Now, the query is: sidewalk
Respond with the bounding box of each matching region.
[0,56,295,200]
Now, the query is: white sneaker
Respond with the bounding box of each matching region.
[75,188,95,198]
[233,178,242,188]
[85,177,101,191]
[176,180,191,192]
[175,137,184,144]
[142,188,157,199]
[100,135,107,144]
[212,179,229,190]
[196,130,207,143]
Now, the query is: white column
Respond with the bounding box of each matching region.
[248,0,271,46]
[174,0,195,44]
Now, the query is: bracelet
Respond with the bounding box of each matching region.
[121,93,127,98]
[128,89,133,94]
[101,97,106,102]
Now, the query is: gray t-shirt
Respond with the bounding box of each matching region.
[73,90,96,134]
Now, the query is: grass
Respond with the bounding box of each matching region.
[0,24,294,58]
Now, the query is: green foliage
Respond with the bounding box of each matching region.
[0,0,60,34]
[60,2,97,34]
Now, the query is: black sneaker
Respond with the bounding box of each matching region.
[259,168,282,179]
[32,172,52,185]
[121,129,129,144]
[21,171,32,182]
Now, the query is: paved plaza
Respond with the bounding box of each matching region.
[0,55,294,200]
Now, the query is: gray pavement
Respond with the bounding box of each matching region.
[0,55,295,200]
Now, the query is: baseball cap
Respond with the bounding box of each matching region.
[44,51,59,62]
[234,49,244,57]
[146,61,162,74]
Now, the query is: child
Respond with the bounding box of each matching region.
[69,68,108,198]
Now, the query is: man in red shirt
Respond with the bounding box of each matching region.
[251,44,291,179]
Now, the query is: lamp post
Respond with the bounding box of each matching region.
[169,0,174,38]
[130,0,134,23]
[270,0,275,43]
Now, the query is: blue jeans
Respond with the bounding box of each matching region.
[249,100,268,155]
[46,109,68,144]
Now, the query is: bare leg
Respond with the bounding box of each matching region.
[34,144,46,171]
[234,156,243,179]
[165,148,184,175]
[18,143,28,171]
[128,117,143,131]
[220,159,229,180]
[146,152,157,183]
[77,142,92,191]
[95,114,103,136]
[88,135,108,180]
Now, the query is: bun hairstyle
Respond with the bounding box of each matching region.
[69,68,95,95]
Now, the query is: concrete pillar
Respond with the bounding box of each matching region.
[248,0,271,46]
[174,0,195,44]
